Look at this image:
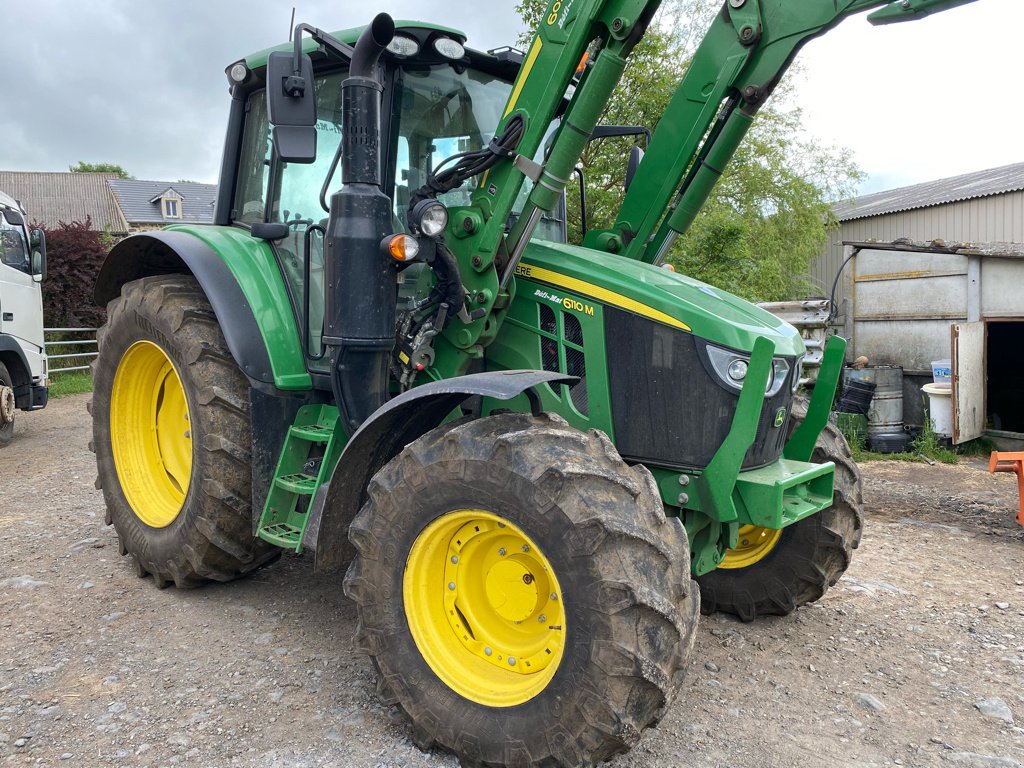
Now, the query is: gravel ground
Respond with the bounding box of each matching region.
[1,394,1022,767]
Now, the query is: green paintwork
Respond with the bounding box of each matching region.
[242,20,467,69]
[785,335,848,462]
[650,458,835,575]
[164,224,312,390]
[516,240,806,357]
[258,404,344,551]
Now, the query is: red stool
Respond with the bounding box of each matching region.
[989,451,1024,527]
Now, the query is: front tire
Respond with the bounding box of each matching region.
[344,412,699,767]
[91,275,277,588]
[0,361,15,446]
[696,404,864,621]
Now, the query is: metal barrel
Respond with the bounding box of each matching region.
[844,365,906,441]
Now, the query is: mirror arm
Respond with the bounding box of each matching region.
[291,23,357,92]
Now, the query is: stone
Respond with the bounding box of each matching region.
[975,698,1014,723]
[704,662,719,673]
[995,602,1010,610]
[0,576,47,589]
[59,754,73,760]
[853,692,885,712]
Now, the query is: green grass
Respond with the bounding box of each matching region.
[48,370,93,398]
[836,411,960,465]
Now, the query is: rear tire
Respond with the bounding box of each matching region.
[696,402,863,621]
[91,275,277,588]
[0,361,14,446]
[344,412,699,767]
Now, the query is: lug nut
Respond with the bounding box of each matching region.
[508,656,516,666]
[484,647,493,656]
[551,593,558,601]
[538,614,546,623]
[521,544,530,553]
[448,582,456,591]
[498,547,506,556]
[522,574,534,584]
[451,555,459,564]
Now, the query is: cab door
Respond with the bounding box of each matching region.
[0,216,45,354]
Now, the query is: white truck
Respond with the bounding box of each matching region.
[0,190,47,445]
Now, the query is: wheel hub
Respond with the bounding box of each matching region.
[0,385,14,425]
[718,524,782,569]
[109,341,192,528]
[404,509,566,707]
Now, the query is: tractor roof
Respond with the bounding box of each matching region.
[0,190,23,213]
[243,20,467,69]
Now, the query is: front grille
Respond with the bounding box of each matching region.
[604,307,793,469]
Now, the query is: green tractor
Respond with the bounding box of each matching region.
[90,0,974,765]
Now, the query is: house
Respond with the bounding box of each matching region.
[812,163,1024,447]
[0,172,219,235]
[0,171,130,234]
[107,179,217,230]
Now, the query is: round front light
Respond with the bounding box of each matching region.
[412,200,449,237]
[727,359,748,382]
[387,35,420,57]
[434,37,466,60]
[229,62,249,84]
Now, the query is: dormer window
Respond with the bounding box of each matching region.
[150,188,184,220]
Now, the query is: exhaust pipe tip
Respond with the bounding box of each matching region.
[369,13,395,47]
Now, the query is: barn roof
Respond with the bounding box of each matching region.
[834,161,1024,222]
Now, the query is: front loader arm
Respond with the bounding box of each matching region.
[582,0,978,264]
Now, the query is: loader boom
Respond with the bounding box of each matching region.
[428,0,977,375]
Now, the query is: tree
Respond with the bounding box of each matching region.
[514,0,861,301]
[69,161,134,179]
[38,218,109,328]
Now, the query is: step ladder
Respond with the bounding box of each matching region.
[257,404,343,552]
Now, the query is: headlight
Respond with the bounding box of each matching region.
[706,344,793,397]
[434,38,466,60]
[410,199,449,237]
[387,35,420,57]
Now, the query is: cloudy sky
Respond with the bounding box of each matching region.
[1,0,1018,198]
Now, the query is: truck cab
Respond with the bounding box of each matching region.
[0,190,48,444]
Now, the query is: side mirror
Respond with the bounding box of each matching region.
[266,50,317,164]
[625,145,644,192]
[30,228,46,282]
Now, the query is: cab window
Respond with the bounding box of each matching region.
[0,218,29,274]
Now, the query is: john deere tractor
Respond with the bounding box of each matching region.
[90,1,975,765]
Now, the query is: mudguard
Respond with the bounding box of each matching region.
[0,336,32,405]
[304,370,576,572]
[94,228,311,389]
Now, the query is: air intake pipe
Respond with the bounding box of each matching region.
[322,14,396,432]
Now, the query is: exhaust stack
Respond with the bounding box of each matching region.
[321,14,396,432]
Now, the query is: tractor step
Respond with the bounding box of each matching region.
[257,404,344,553]
[734,458,835,529]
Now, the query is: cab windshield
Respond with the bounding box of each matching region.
[234,59,563,368]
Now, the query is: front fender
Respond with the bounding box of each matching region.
[304,370,575,572]
[94,227,311,390]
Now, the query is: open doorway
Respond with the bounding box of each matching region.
[987,320,1024,435]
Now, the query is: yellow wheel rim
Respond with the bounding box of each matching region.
[403,509,566,707]
[718,524,782,569]
[110,340,192,528]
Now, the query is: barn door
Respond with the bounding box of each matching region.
[952,322,985,444]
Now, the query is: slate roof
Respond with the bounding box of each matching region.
[0,171,130,233]
[834,161,1024,222]
[108,179,217,225]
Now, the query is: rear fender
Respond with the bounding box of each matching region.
[304,370,576,572]
[94,228,311,389]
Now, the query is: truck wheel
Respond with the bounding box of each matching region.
[91,275,277,588]
[344,412,699,767]
[0,361,14,446]
[696,402,863,621]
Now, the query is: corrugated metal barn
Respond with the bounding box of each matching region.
[810,162,1024,445]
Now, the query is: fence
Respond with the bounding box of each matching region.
[44,328,98,375]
